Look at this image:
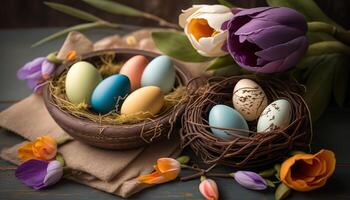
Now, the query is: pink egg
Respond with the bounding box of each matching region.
[119,55,148,91]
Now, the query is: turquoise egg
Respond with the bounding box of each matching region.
[141,55,175,94]
[91,74,130,114]
[209,104,249,140]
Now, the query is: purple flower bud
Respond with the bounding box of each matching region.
[15,160,63,189]
[234,171,267,190]
[17,57,57,92]
[223,7,308,73]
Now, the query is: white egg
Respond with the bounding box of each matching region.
[233,79,268,121]
[257,99,292,133]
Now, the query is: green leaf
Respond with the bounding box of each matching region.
[213,65,242,77]
[207,55,235,71]
[333,56,349,106]
[266,0,340,27]
[275,183,292,200]
[44,2,102,22]
[82,0,143,17]
[304,54,338,122]
[152,31,212,62]
[32,22,107,47]
[217,0,234,8]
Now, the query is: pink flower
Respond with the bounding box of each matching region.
[199,177,219,200]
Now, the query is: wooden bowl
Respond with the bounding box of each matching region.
[43,49,192,150]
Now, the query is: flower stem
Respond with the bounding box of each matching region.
[306,41,350,56]
[308,21,350,45]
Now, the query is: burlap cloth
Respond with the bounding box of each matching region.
[0,29,209,198]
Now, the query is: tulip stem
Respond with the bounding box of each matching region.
[308,21,350,45]
[306,41,350,56]
[141,13,180,29]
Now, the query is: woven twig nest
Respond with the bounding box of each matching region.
[181,75,312,168]
[43,49,192,150]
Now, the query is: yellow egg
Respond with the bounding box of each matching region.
[121,86,164,116]
[232,79,268,121]
[65,61,102,105]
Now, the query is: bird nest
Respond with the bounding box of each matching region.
[43,49,191,150]
[180,75,313,168]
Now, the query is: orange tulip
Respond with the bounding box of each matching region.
[138,158,181,184]
[199,177,219,200]
[18,135,57,161]
[280,149,336,192]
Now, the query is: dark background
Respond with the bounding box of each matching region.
[1,0,350,29]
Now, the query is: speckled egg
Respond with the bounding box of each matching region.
[233,79,268,121]
[209,104,249,140]
[65,61,102,105]
[121,86,164,117]
[257,99,292,133]
[119,55,148,91]
[141,55,175,94]
[91,74,130,114]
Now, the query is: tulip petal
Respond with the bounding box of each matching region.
[243,25,304,49]
[199,179,219,200]
[234,171,267,190]
[15,160,49,189]
[253,7,307,33]
[236,19,278,36]
[26,78,42,90]
[179,5,205,28]
[138,171,168,184]
[233,7,272,18]
[255,36,308,61]
[17,57,46,80]
[43,161,63,187]
[315,150,336,178]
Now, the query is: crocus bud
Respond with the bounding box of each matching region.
[223,7,308,73]
[199,176,219,200]
[179,5,234,57]
[15,160,63,189]
[234,171,267,190]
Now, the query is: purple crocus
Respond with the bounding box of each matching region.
[15,159,63,189]
[223,7,308,73]
[17,57,56,93]
[234,171,267,190]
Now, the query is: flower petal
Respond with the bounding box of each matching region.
[179,5,205,28]
[41,60,55,80]
[15,159,48,189]
[17,57,46,80]
[138,171,168,184]
[18,143,35,161]
[43,160,63,187]
[315,150,336,178]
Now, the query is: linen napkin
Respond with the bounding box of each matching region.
[0,29,209,198]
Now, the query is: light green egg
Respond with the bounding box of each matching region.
[65,61,102,105]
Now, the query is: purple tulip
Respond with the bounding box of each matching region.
[234,171,267,190]
[17,57,56,92]
[223,7,308,73]
[15,159,63,189]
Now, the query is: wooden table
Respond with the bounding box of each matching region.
[0,28,349,200]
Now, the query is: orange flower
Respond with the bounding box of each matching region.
[138,158,181,184]
[18,135,57,161]
[199,177,219,200]
[280,149,336,192]
[66,50,77,61]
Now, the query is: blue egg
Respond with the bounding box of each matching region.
[91,74,130,114]
[209,104,249,140]
[141,55,175,94]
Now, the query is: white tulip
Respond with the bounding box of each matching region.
[179,5,233,57]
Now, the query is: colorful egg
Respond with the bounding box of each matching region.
[121,86,164,117]
[257,99,292,133]
[65,61,102,104]
[91,74,130,114]
[233,79,268,121]
[209,104,249,140]
[141,55,175,94]
[119,55,148,91]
